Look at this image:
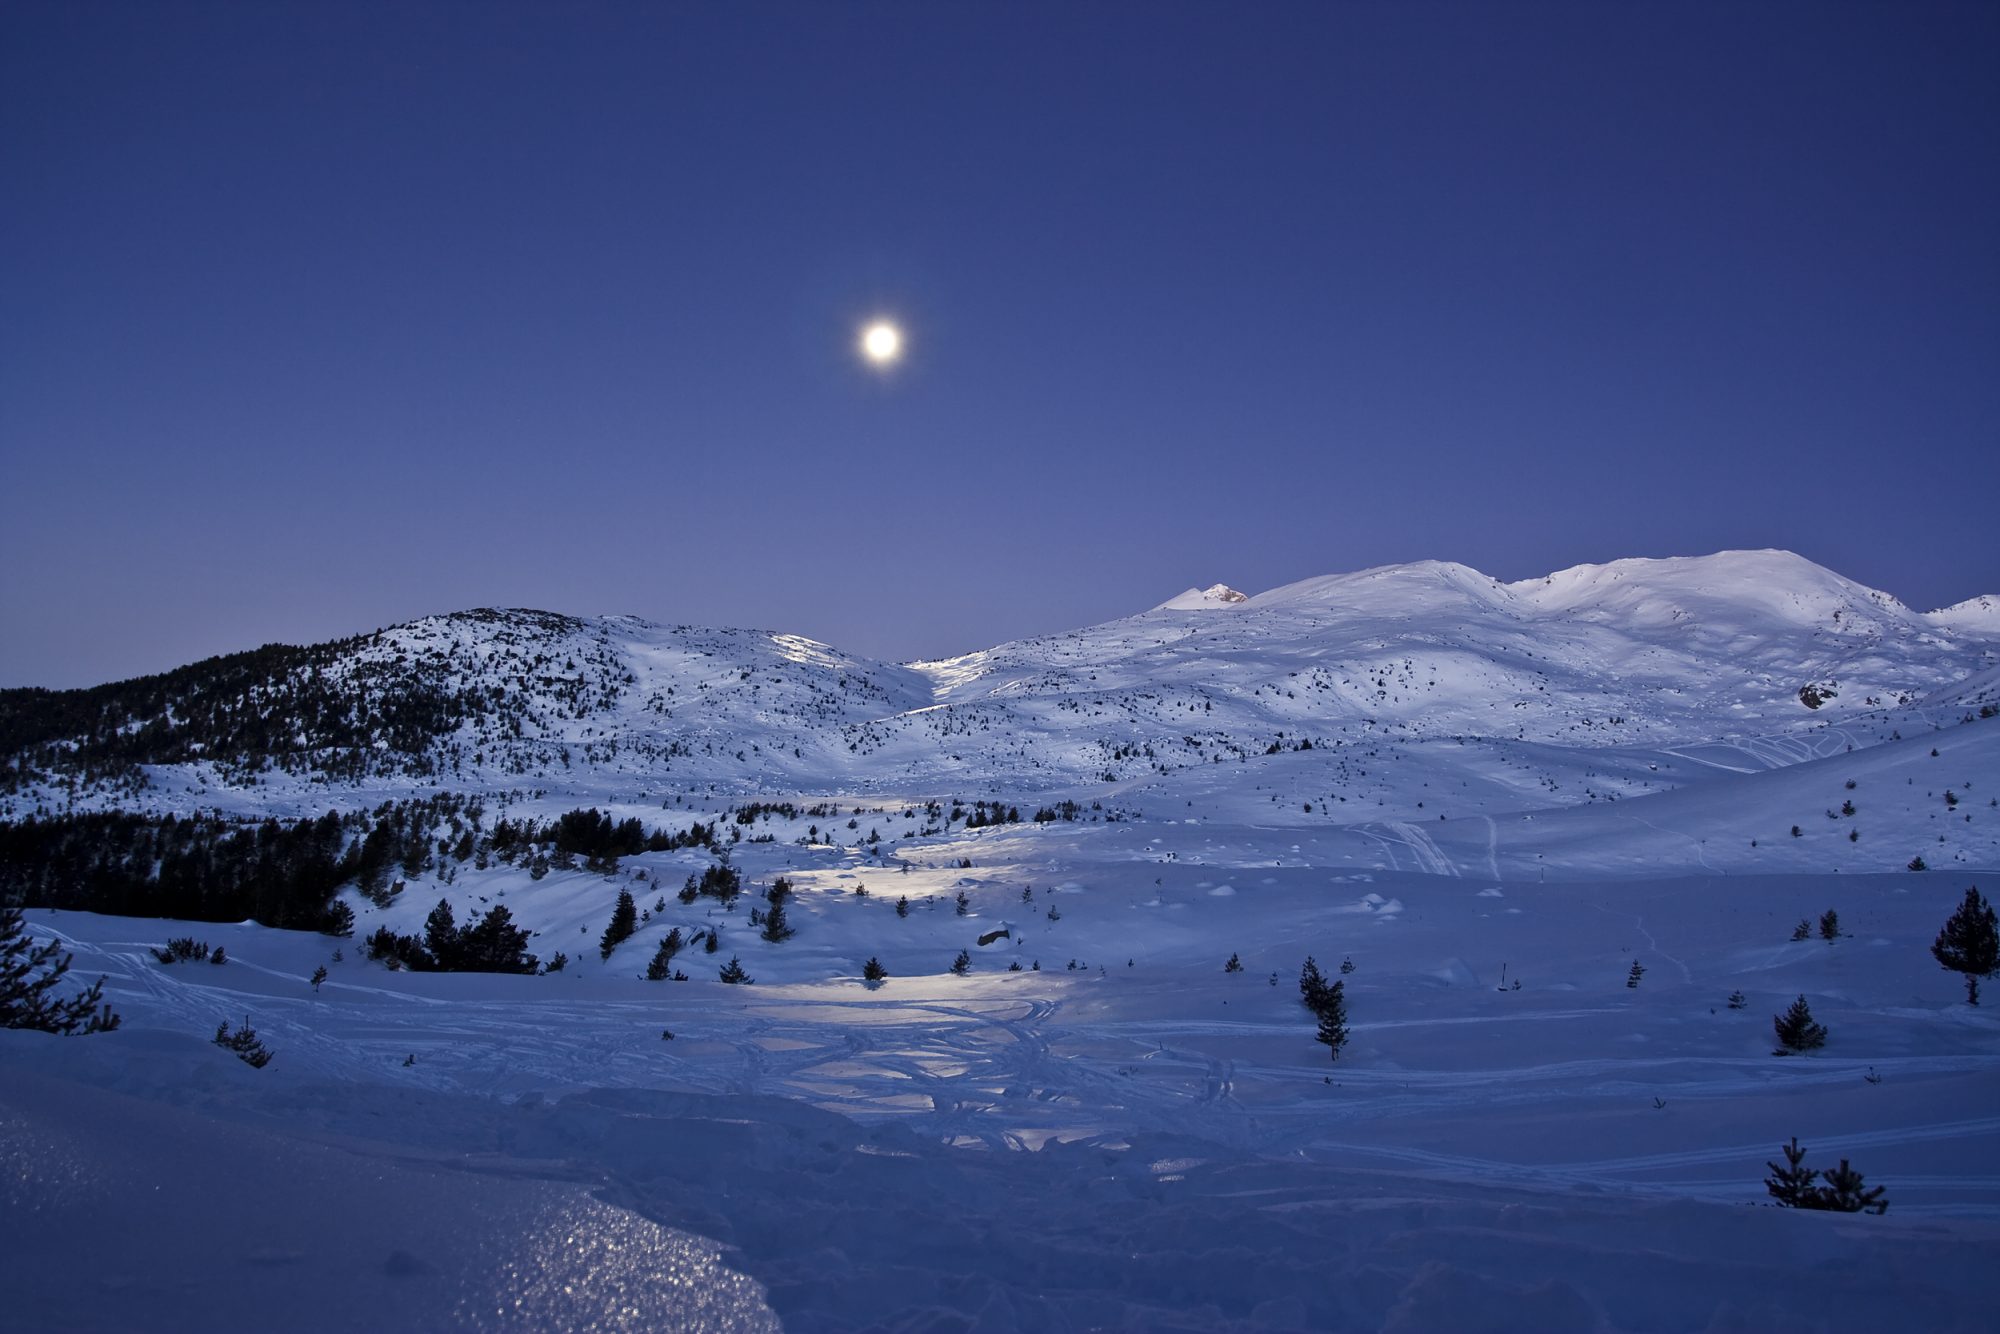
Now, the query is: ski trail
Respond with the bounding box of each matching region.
[1482,815,1501,881]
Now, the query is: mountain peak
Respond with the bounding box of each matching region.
[1155,583,1250,611]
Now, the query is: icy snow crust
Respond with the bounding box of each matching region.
[6,549,2000,1331]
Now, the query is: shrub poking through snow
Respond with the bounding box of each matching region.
[1764,1138,1887,1214]
[213,1016,272,1068]
[1931,886,1998,1005]
[153,937,211,964]
[1772,996,1827,1054]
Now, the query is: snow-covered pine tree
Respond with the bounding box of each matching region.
[1931,886,1998,1005]
[1,903,121,1035]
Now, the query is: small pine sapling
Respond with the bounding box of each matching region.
[213,1016,273,1068]
[1790,919,1812,942]
[1223,953,1243,973]
[1818,909,1840,940]
[896,896,910,918]
[1765,1138,1888,1214]
[1727,990,1747,1010]
[1626,960,1646,989]
[949,949,971,977]
[310,965,328,993]
[717,955,752,985]
[862,956,888,983]
[1339,956,1355,975]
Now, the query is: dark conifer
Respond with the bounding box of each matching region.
[1931,886,1998,1005]
[600,889,638,960]
[1773,995,1828,1054]
[1,903,120,1035]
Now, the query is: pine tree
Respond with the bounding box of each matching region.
[423,899,461,969]
[1791,919,1812,942]
[600,889,638,960]
[321,900,356,937]
[862,956,887,982]
[1,903,121,1035]
[1315,979,1349,1062]
[213,1015,273,1068]
[718,955,752,984]
[1931,886,1998,1005]
[1764,1138,1888,1213]
[896,896,910,918]
[1818,909,1841,940]
[1298,956,1330,1012]
[1223,953,1243,973]
[1627,961,1646,988]
[1816,1158,1889,1214]
[1773,995,1828,1054]
[645,928,685,981]
[310,965,328,992]
[950,949,971,976]
[1764,1137,1819,1207]
[759,897,794,943]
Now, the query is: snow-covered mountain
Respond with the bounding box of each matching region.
[8,551,2000,1332]
[4,550,1994,814]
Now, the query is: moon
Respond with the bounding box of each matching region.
[860,320,903,366]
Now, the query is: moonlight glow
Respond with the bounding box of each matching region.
[860,321,903,366]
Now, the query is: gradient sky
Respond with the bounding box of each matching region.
[4,1,1996,687]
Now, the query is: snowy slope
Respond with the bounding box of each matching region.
[7,549,2000,1331]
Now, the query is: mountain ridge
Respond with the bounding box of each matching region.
[3,550,1994,812]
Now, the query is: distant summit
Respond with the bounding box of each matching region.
[1155,583,1250,611]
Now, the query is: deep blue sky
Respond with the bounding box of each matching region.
[4,1,1996,687]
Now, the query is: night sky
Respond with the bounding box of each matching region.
[4,1,1996,687]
